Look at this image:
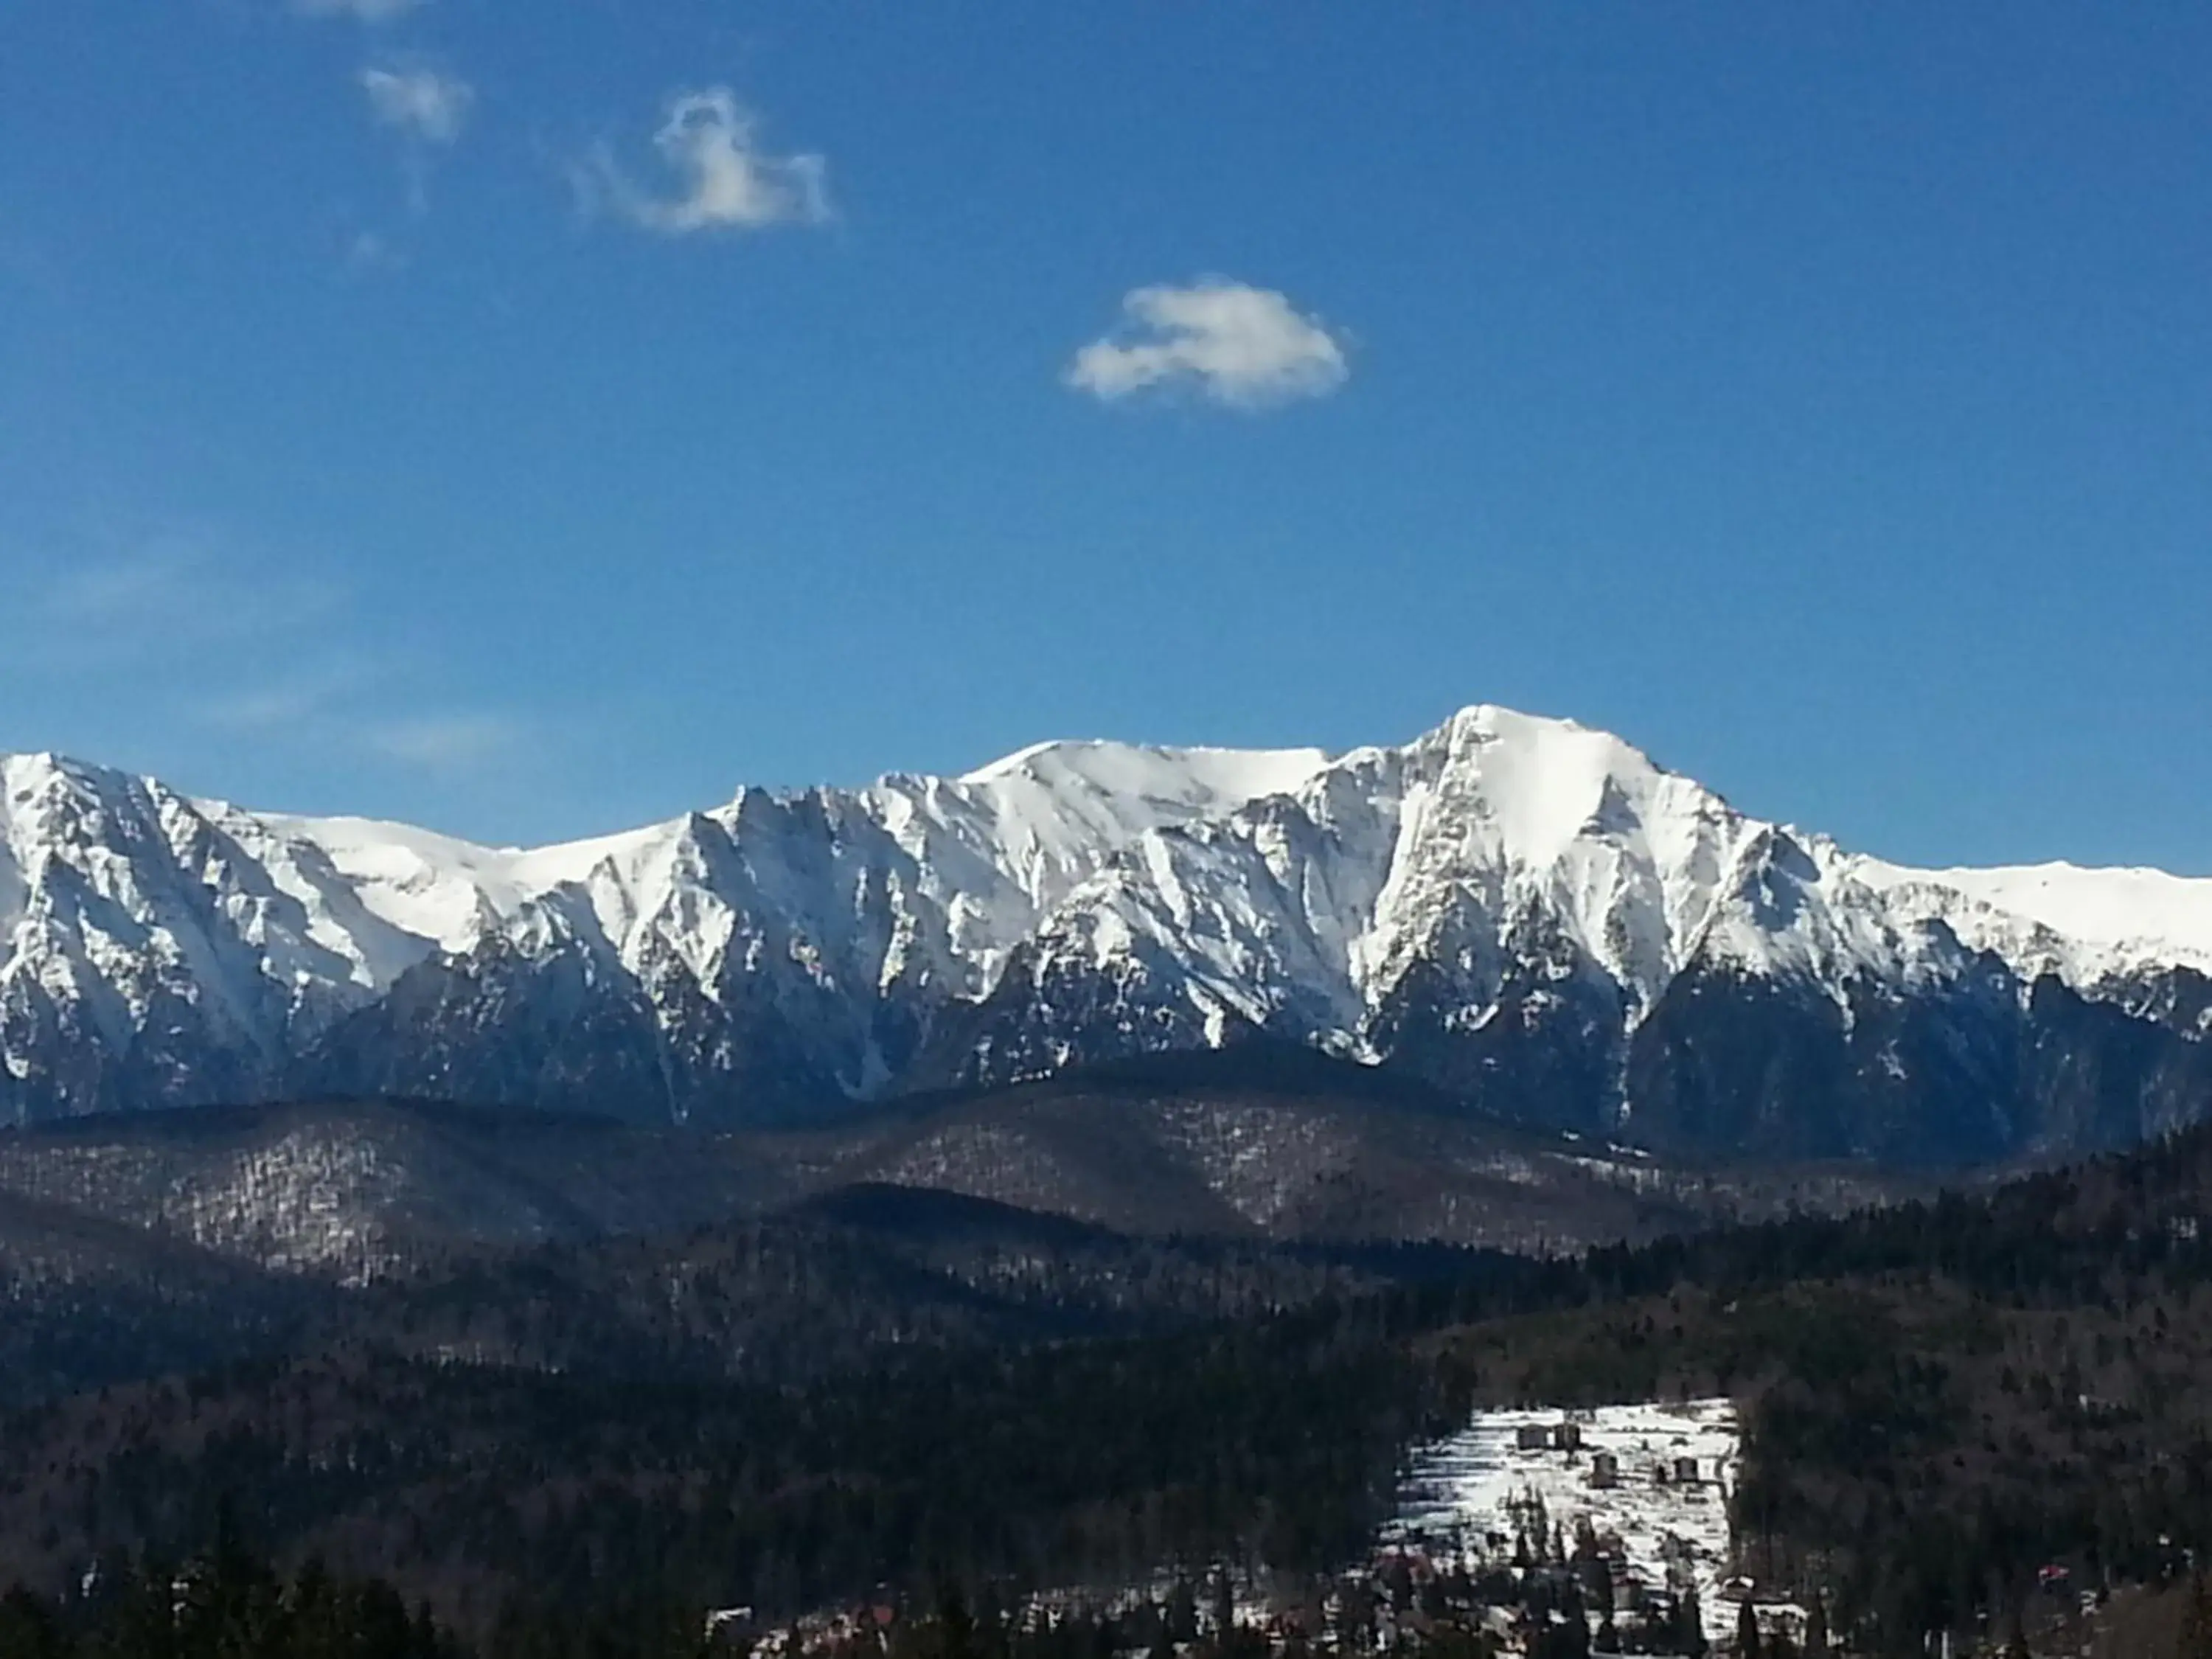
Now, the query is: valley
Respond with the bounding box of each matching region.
[0,1085,2208,1655]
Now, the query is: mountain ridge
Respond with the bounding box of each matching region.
[1,1061,1877,1281]
[3,706,2208,1162]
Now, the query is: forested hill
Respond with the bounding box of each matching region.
[0,1122,2208,1656]
[1436,1121,2212,1651]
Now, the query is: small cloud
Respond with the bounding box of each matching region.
[294,0,424,20]
[578,87,830,235]
[369,713,522,769]
[1065,279,1349,409]
[361,64,473,146]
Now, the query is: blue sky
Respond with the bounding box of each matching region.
[3,3,2208,871]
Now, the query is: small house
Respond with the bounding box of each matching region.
[1587,1450,1619,1489]
[1517,1424,1549,1451]
[1673,1455,1701,1485]
[1551,1420,1583,1453]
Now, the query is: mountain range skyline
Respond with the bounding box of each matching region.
[5,700,2205,881]
[4,702,2205,1162]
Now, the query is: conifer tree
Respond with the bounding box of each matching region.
[1677,1587,1709,1659]
[1166,1580,1198,1646]
[936,1583,978,1659]
[1801,1594,1829,1658]
[1735,1599,1763,1658]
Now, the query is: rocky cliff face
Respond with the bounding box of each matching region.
[2,709,2207,1164]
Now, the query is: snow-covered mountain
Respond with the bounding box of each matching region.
[3,707,2208,1164]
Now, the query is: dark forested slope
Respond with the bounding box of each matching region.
[1,1120,2210,1655]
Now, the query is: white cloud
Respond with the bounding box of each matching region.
[1065,279,1349,409]
[580,87,830,234]
[295,0,425,21]
[369,713,522,769]
[360,65,473,146]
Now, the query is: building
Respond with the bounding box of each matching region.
[1587,1451,1619,1489]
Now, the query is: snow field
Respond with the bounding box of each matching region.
[1383,1398,1744,1645]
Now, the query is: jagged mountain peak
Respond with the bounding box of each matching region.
[1416,703,1724,852]
[0,751,154,846]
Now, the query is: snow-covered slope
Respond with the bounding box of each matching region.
[1853,857,2212,986]
[3,708,2208,1163]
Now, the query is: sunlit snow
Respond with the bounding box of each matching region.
[4,706,2211,1120]
[1383,1398,1744,1644]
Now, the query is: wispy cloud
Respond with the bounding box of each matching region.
[195,658,377,733]
[38,539,345,655]
[344,229,408,273]
[577,88,830,235]
[368,713,524,769]
[1066,279,1349,409]
[361,64,473,146]
[294,0,425,21]
[17,532,522,776]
